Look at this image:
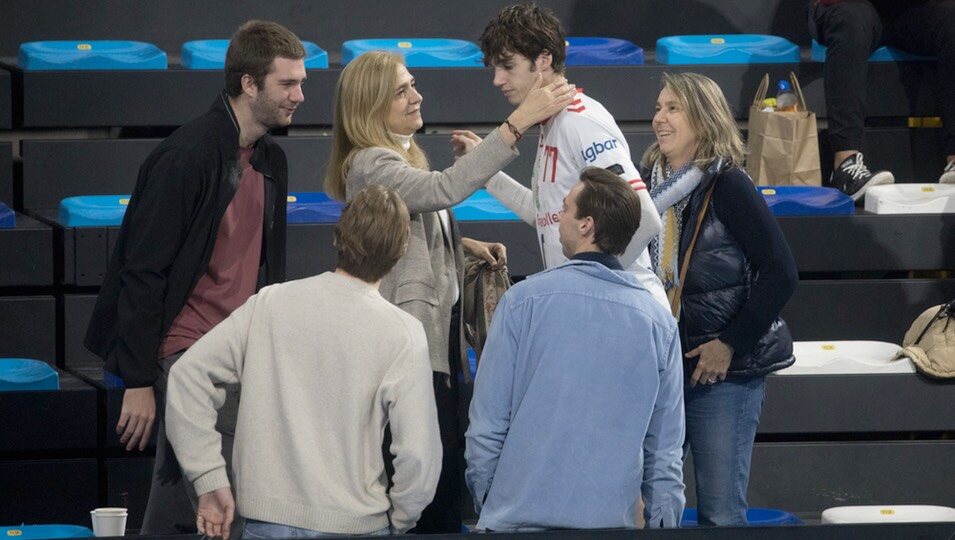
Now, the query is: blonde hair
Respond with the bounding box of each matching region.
[641,72,745,170]
[324,51,429,201]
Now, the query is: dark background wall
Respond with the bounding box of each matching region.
[1,0,811,60]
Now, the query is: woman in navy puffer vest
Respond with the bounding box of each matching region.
[640,72,798,527]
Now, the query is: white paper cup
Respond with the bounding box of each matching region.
[91,508,128,537]
[92,507,127,515]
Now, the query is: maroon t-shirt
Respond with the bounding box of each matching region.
[160,147,264,358]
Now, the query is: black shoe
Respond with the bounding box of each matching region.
[830,153,894,203]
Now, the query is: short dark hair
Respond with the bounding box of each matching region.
[225,20,306,97]
[575,168,642,256]
[334,185,410,283]
[480,3,566,74]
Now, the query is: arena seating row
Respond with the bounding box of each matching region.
[3,366,954,528]
[0,60,943,127]
[13,35,936,72]
[13,36,803,73]
[7,360,950,526]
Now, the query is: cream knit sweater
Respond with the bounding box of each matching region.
[165,271,441,534]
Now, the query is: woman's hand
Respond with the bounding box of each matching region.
[462,237,507,270]
[451,130,483,159]
[685,338,734,387]
[507,73,577,132]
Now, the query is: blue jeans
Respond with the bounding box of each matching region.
[683,376,767,527]
[243,519,390,538]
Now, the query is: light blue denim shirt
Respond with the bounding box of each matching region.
[465,259,686,531]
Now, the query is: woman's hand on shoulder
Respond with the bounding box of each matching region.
[462,237,507,271]
[451,130,483,159]
[686,338,733,387]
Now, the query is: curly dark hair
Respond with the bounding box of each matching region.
[479,3,566,74]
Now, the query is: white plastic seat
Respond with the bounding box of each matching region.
[821,505,955,524]
[865,184,955,214]
[777,341,913,375]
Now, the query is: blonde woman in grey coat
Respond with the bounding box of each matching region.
[324,51,574,533]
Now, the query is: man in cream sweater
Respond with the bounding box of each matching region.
[165,185,441,539]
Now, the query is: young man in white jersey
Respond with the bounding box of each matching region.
[453,3,667,309]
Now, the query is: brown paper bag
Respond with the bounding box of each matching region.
[745,73,822,186]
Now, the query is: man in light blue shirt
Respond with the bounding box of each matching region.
[465,167,685,531]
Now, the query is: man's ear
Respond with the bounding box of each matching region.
[535,50,553,72]
[240,73,258,98]
[579,215,595,238]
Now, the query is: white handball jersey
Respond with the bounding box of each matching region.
[531,92,644,264]
[529,91,668,308]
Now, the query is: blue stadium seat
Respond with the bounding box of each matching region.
[759,186,854,216]
[452,189,520,221]
[566,37,644,66]
[0,201,14,228]
[59,195,129,227]
[18,41,167,70]
[681,508,801,527]
[811,40,934,63]
[286,192,344,223]
[656,35,799,65]
[182,39,329,69]
[0,359,60,392]
[341,39,483,67]
[0,526,93,539]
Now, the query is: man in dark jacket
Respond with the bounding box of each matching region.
[84,20,306,534]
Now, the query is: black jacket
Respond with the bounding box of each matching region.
[643,158,798,378]
[84,92,288,387]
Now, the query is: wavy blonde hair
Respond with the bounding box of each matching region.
[641,72,745,170]
[324,51,429,201]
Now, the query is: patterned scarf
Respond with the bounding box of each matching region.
[648,161,704,296]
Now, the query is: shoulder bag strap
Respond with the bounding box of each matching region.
[669,185,716,319]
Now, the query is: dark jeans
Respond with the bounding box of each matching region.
[809,0,955,156]
[139,351,242,535]
[409,305,463,534]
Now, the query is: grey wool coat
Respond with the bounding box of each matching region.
[345,128,519,378]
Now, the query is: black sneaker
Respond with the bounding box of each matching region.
[830,153,894,203]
